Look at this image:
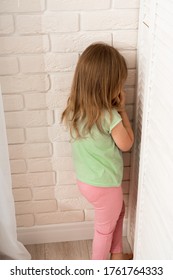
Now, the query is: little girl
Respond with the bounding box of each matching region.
[61,43,134,260]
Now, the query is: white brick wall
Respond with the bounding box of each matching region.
[113,0,139,9]
[0,36,49,54]
[16,13,79,33]
[51,33,112,53]
[16,214,35,227]
[47,0,111,10]
[3,95,24,111]
[0,15,14,34]
[35,210,84,225]
[0,0,139,234]
[0,0,45,13]
[0,57,18,75]
[81,10,138,30]
[7,128,25,144]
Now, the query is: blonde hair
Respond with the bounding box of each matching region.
[61,43,127,138]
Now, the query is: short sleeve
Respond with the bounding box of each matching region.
[103,109,122,134]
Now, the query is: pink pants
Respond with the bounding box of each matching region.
[77,180,125,260]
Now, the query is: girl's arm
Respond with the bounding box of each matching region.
[111,91,134,152]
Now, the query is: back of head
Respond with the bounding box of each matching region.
[62,43,127,138]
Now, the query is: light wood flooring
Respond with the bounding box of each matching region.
[25,237,132,260]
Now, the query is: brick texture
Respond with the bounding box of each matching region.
[81,10,139,30]
[47,0,111,11]
[16,214,35,227]
[0,57,18,75]
[0,15,14,34]
[16,13,79,34]
[0,35,49,55]
[0,0,45,13]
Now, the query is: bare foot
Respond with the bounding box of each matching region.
[110,253,133,260]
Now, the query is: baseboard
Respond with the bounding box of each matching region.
[17,221,94,245]
[17,219,127,245]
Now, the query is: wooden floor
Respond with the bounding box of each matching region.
[25,237,132,260]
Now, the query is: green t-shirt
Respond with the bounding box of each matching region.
[71,109,123,187]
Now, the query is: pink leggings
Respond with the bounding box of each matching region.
[77,180,125,260]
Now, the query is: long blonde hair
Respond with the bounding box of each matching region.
[61,43,127,138]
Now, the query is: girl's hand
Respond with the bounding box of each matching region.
[117,90,126,112]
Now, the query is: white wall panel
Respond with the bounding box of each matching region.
[127,0,151,250]
[133,0,173,259]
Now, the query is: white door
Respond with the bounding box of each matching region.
[132,0,173,259]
